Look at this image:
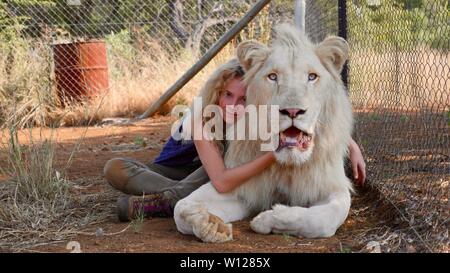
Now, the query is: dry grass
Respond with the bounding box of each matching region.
[0,34,236,127]
[0,117,114,251]
[72,41,235,123]
[0,108,113,252]
[0,38,58,127]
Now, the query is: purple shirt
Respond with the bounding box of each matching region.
[153,136,200,167]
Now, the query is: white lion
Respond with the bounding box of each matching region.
[174,24,354,243]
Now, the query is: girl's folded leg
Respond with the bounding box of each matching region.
[104,158,209,221]
[103,157,187,195]
[116,165,211,221]
[163,166,211,206]
[146,162,201,181]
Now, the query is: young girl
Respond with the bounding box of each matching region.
[104,59,366,221]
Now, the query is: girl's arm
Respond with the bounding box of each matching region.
[348,137,366,186]
[194,139,275,193]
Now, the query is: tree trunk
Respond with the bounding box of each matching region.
[168,0,189,45]
[168,0,238,58]
[186,17,238,58]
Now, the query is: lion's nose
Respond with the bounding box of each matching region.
[279,108,306,118]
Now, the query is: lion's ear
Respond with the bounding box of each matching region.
[237,40,269,71]
[315,36,349,75]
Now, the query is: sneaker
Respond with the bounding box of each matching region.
[116,193,173,222]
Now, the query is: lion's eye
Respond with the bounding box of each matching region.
[308,73,318,82]
[267,73,278,82]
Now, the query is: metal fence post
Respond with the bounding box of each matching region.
[338,0,348,88]
[294,0,306,32]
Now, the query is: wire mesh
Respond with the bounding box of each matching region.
[0,0,448,252]
[0,0,273,125]
[346,0,449,252]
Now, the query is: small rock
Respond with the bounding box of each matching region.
[100,118,132,126]
[365,241,381,253]
[406,244,417,253]
[95,227,104,237]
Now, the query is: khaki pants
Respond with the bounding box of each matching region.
[103,158,210,207]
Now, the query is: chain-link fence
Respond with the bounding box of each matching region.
[306,0,449,253]
[346,0,449,252]
[0,0,448,252]
[273,0,449,253]
[0,0,288,126]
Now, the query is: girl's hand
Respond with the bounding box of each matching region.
[349,138,366,186]
[267,151,276,161]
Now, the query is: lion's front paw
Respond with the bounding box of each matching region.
[180,202,232,243]
[193,213,232,243]
[250,210,275,234]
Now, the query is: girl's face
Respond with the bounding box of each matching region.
[218,77,246,124]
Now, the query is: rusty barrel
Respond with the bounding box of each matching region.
[53,40,109,104]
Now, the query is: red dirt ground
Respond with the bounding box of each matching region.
[1,116,390,253]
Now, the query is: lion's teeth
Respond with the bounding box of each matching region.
[286,137,297,144]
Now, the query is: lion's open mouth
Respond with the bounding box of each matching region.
[279,126,313,151]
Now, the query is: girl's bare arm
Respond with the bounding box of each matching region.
[194,139,275,193]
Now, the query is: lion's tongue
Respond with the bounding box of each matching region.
[280,127,302,146]
[284,127,302,137]
[278,126,313,151]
